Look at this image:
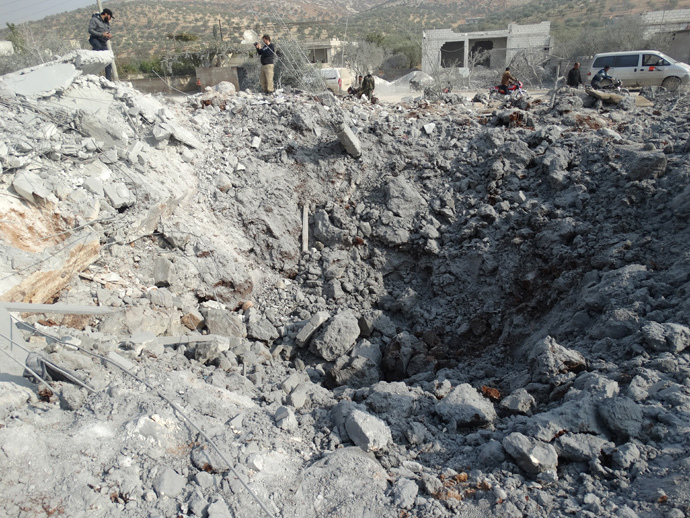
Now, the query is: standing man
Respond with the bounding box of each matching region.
[567,62,583,88]
[360,71,375,100]
[88,8,114,81]
[255,34,276,94]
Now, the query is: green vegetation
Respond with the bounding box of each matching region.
[0,0,689,78]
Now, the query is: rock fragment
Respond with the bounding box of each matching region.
[503,432,558,474]
[345,408,392,451]
[435,383,497,427]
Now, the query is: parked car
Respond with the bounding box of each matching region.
[586,50,690,91]
[319,68,352,94]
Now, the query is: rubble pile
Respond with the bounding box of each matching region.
[1,61,690,518]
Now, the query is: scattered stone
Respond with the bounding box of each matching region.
[295,311,330,347]
[310,310,360,361]
[503,432,558,474]
[345,408,392,451]
[598,397,643,441]
[435,383,497,427]
[153,467,186,498]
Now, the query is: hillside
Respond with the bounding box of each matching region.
[2,0,690,65]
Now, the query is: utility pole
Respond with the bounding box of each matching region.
[341,15,348,68]
[96,0,119,80]
[218,19,224,42]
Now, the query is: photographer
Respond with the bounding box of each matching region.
[255,34,276,94]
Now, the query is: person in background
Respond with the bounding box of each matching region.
[88,8,114,81]
[591,65,611,90]
[360,71,375,100]
[500,67,518,94]
[567,62,583,88]
[255,34,276,94]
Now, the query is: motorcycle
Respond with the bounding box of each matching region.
[488,81,525,100]
[588,77,629,95]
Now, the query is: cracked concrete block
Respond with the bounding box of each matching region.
[103,182,133,209]
[0,62,81,96]
[296,311,330,347]
[153,257,175,287]
[345,408,392,451]
[83,177,104,196]
[337,124,362,158]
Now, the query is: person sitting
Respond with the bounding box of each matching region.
[591,65,611,90]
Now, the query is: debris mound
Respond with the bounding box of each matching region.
[1,59,690,518]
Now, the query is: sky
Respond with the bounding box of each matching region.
[0,0,106,29]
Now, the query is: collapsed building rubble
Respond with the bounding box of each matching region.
[1,55,690,518]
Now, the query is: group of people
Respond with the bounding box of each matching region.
[88,16,368,98]
[566,62,613,90]
[347,73,376,100]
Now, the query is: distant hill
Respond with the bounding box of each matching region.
[2,0,690,63]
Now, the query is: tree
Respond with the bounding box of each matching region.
[342,40,385,78]
[563,16,674,58]
[365,32,385,47]
[6,23,26,54]
[0,23,73,75]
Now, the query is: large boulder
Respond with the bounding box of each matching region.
[597,397,643,441]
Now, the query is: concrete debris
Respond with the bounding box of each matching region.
[2,54,690,518]
[503,432,558,474]
[435,383,497,427]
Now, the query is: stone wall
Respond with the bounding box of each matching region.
[128,75,196,94]
[195,67,240,92]
[422,22,551,75]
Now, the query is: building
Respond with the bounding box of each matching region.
[302,38,344,65]
[641,9,690,63]
[422,22,552,75]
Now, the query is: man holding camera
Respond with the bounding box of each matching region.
[88,8,114,81]
[255,34,276,94]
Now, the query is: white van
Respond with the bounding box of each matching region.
[319,68,352,94]
[587,50,690,91]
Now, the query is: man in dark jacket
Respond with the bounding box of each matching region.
[360,72,375,100]
[88,8,114,81]
[255,34,276,93]
[567,62,583,88]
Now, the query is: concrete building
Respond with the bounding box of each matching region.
[302,38,344,65]
[641,9,690,63]
[422,22,552,75]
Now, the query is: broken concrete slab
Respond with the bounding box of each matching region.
[0,232,100,304]
[336,124,362,158]
[0,63,81,97]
